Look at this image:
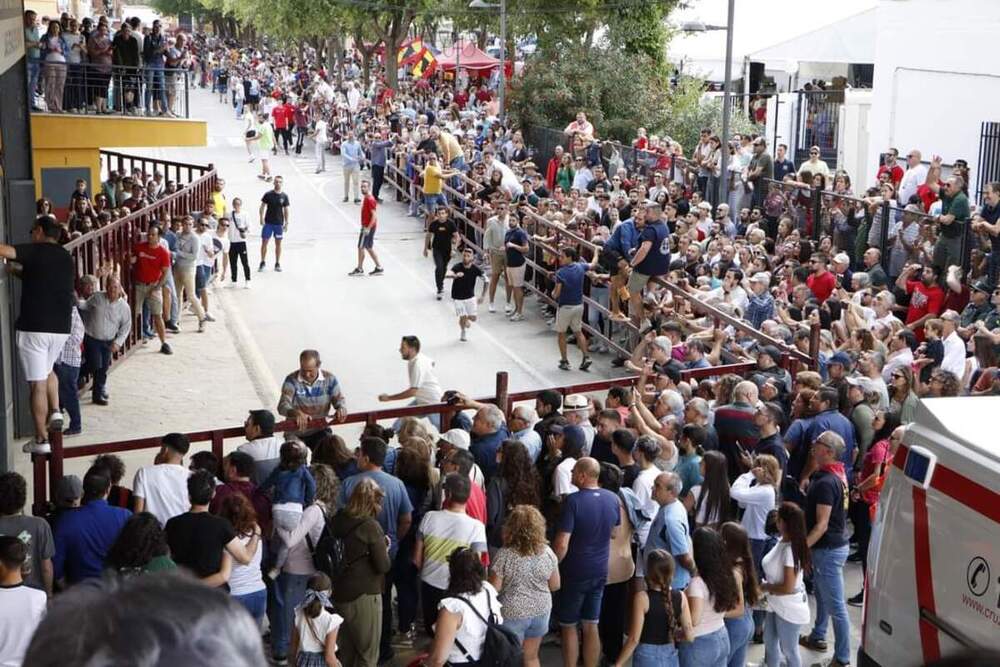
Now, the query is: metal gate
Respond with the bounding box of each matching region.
[975,121,1000,201]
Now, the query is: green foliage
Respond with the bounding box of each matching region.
[603,0,676,69]
[661,77,760,152]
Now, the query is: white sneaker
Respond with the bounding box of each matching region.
[204,313,216,322]
[22,440,51,455]
[244,281,252,289]
[460,329,468,342]
[488,303,496,313]
[504,303,514,313]
[48,412,64,431]
[510,313,524,322]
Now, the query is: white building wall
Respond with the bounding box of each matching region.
[867,0,1000,193]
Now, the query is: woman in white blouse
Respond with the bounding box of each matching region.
[760,503,811,667]
[730,454,780,566]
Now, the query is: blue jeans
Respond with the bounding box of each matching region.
[502,613,550,641]
[233,588,267,625]
[810,544,851,664]
[54,363,81,430]
[83,335,112,399]
[634,642,679,667]
[556,575,606,626]
[144,66,167,110]
[26,60,40,106]
[679,627,729,667]
[269,572,310,656]
[764,611,802,667]
[725,605,754,667]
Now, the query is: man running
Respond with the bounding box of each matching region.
[425,207,459,299]
[445,247,484,342]
[258,175,289,272]
[349,180,383,276]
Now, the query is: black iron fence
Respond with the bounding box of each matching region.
[793,90,842,168]
[28,60,191,118]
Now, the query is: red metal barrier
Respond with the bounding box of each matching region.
[30,365,756,515]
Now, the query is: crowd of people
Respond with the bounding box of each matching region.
[4,14,998,667]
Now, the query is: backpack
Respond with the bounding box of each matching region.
[452,592,522,667]
[306,512,367,578]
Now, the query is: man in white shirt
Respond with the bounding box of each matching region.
[939,311,966,378]
[0,536,47,667]
[549,424,586,497]
[194,218,217,321]
[380,335,444,430]
[236,409,283,484]
[882,329,916,383]
[133,432,191,526]
[310,117,329,174]
[897,149,928,205]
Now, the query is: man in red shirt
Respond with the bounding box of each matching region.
[806,252,837,304]
[271,95,294,155]
[876,148,904,188]
[131,223,172,354]
[349,180,383,276]
[896,263,945,342]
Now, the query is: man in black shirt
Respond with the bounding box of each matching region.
[0,216,75,454]
[802,430,851,664]
[164,470,259,587]
[445,247,484,342]
[750,401,788,474]
[425,207,459,298]
[258,176,290,272]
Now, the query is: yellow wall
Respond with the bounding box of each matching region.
[29,113,207,198]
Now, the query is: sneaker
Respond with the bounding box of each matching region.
[204,313,216,322]
[848,592,864,607]
[244,281,252,289]
[274,263,282,272]
[370,266,384,276]
[160,343,173,355]
[271,654,288,666]
[22,440,50,455]
[93,396,109,406]
[354,199,361,204]
[488,303,496,313]
[799,635,828,652]
[348,268,365,276]
[580,356,593,371]
[198,320,205,333]
[504,303,514,313]
[509,313,524,322]
[47,412,64,431]
[248,156,256,163]
[460,330,468,342]
[436,291,443,301]
[165,321,180,333]
[558,359,571,370]
[64,427,82,436]
[342,197,349,203]
[259,261,266,272]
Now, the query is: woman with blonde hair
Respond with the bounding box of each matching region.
[329,477,390,667]
[488,505,559,667]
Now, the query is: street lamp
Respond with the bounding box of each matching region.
[469,0,506,124]
[680,0,735,206]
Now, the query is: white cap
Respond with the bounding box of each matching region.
[438,429,471,451]
[563,394,588,411]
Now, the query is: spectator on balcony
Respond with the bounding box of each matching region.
[877,148,904,188]
[62,18,84,113]
[0,471,54,595]
[797,146,829,180]
[53,465,132,586]
[53,306,83,436]
[40,20,68,113]
[133,432,191,526]
[77,275,130,406]
[898,149,928,205]
[130,223,172,354]
[0,216,74,455]
[773,143,795,182]
[747,138,773,211]
[933,175,969,272]
[86,19,112,114]
[24,10,42,110]
[278,349,348,449]
[111,21,140,113]
[142,20,168,116]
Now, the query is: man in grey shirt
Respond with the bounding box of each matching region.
[0,472,54,594]
[747,137,774,210]
[172,216,207,332]
[367,128,394,202]
[78,276,131,406]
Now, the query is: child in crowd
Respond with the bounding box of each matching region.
[918,318,944,384]
[290,573,343,667]
[260,441,315,579]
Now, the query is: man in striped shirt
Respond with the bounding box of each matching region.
[276,349,347,449]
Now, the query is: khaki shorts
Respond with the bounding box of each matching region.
[555,304,584,333]
[134,281,163,315]
[507,264,526,288]
[627,270,652,294]
[489,250,507,275]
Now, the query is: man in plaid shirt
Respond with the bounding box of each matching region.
[53,307,85,436]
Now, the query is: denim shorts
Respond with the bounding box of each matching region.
[424,193,447,212]
[633,641,678,667]
[556,576,606,626]
[233,588,267,622]
[195,265,211,292]
[502,612,550,640]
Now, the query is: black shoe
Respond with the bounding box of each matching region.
[558,359,571,370]
[348,268,365,276]
[370,266,384,276]
[274,263,282,272]
[799,635,828,652]
[580,356,593,371]
[354,199,361,204]
[258,261,266,272]
[92,397,108,406]
[64,427,82,436]
[847,551,863,563]
[611,357,626,367]
[271,654,288,666]
[848,592,864,607]
[342,197,349,202]
[160,343,173,355]
[165,321,180,333]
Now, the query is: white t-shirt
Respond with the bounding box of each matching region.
[419,510,488,590]
[761,541,810,624]
[229,533,265,596]
[553,457,578,497]
[408,354,444,405]
[294,607,343,653]
[687,576,726,638]
[313,119,328,144]
[133,464,190,526]
[437,583,503,664]
[632,466,660,547]
[196,231,215,267]
[0,584,47,667]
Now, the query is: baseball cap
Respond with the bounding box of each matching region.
[550,423,586,452]
[971,279,992,294]
[563,394,588,412]
[828,351,852,367]
[749,271,770,284]
[438,429,471,451]
[55,474,83,506]
[846,376,877,393]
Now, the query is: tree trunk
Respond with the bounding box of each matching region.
[477,29,487,50]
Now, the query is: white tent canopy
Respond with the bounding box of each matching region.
[666,0,876,81]
[749,9,876,66]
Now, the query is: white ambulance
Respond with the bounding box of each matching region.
[861,397,1000,666]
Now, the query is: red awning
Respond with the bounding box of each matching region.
[436,40,499,72]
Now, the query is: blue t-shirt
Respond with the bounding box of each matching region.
[556,487,620,581]
[340,470,414,556]
[674,453,703,497]
[504,227,529,267]
[634,221,671,277]
[556,262,587,306]
[644,499,692,590]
